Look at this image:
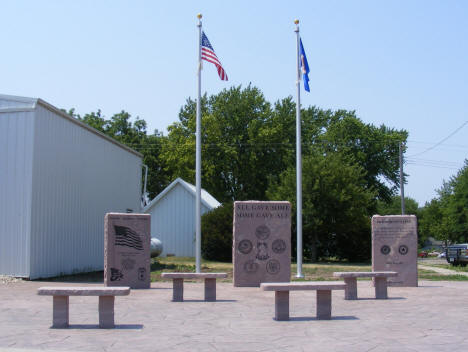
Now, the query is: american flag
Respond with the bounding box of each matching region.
[201,31,228,81]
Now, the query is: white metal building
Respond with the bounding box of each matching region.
[0,94,142,279]
[143,178,221,257]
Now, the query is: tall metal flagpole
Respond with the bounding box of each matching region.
[399,142,405,215]
[195,13,203,273]
[294,19,304,278]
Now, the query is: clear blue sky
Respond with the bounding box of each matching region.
[2,1,467,206]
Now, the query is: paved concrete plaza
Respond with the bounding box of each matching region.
[1,279,467,351]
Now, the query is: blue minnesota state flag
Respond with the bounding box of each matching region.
[299,38,310,92]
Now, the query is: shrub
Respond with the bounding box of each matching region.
[201,202,233,262]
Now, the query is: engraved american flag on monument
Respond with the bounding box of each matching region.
[114,225,143,251]
[201,31,228,81]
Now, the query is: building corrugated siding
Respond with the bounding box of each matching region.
[29,105,141,279]
[0,111,35,277]
[150,183,209,257]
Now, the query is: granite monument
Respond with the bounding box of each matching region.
[372,215,418,287]
[104,213,151,289]
[233,201,291,287]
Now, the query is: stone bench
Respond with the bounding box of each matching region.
[161,272,227,302]
[37,286,130,328]
[260,281,346,321]
[333,271,398,300]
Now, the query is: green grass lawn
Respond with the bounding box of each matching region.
[152,256,468,282]
[427,264,468,272]
[152,256,371,282]
[418,269,468,281]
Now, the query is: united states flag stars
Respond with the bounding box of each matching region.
[201,31,228,81]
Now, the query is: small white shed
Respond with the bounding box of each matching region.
[0,94,142,279]
[143,178,221,257]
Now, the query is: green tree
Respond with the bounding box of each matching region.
[267,151,376,262]
[162,85,290,202]
[418,198,447,246]
[316,112,407,202]
[419,160,468,244]
[164,86,407,204]
[445,160,468,241]
[268,103,407,205]
[201,203,233,262]
[78,110,108,131]
[376,196,419,216]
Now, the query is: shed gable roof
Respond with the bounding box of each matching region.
[143,178,221,213]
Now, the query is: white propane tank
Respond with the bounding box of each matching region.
[150,238,163,258]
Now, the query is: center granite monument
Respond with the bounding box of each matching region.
[104,213,151,289]
[372,215,418,287]
[233,201,291,287]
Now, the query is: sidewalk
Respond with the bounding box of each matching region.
[1,279,468,351]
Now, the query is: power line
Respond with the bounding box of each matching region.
[122,139,405,147]
[405,162,460,170]
[407,121,468,158]
[407,140,468,149]
[114,138,468,150]
[405,157,462,167]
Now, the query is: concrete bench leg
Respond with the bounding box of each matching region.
[316,290,332,320]
[275,291,289,321]
[344,277,358,300]
[205,278,216,301]
[99,296,115,328]
[173,278,184,302]
[375,277,388,299]
[52,296,69,328]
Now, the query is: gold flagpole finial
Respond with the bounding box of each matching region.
[294,19,299,25]
[197,13,203,19]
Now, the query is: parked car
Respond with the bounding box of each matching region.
[437,252,446,258]
[418,251,428,258]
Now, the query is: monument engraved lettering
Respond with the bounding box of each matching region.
[233,201,291,287]
[105,213,151,289]
[372,215,418,287]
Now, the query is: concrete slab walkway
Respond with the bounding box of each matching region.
[1,279,468,351]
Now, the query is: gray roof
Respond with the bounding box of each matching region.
[0,93,142,158]
[143,178,221,213]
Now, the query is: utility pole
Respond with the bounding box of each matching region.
[399,142,405,215]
